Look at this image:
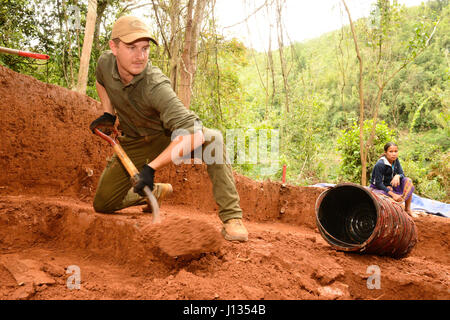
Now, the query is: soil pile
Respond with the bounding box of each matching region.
[146,216,223,257]
[0,65,449,300]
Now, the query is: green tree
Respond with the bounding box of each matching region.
[337,120,396,184]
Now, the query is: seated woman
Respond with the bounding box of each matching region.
[369,142,415,216]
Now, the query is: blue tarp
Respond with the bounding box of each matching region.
[311,183,449,218]
[410,194,449,218]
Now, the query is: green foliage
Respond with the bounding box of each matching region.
[400,129,449,201]
[0,0,123,92]
[0,0,448,202]
[0,0,47,76]
[337,120,396,184]
[190,36,250,132]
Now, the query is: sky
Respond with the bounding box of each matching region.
[130,0,426,52]
[213,0,426,51]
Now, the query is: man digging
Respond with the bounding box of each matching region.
[89,16,248,242]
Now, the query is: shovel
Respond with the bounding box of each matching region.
[0,46,50,60]
[94,128,161,224]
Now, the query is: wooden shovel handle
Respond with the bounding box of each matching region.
[112,144,139,177]
[94,128,161,223]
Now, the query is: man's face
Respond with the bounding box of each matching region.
[110,38,150,77]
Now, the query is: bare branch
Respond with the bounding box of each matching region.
[151,0,171,59]
[222,0,274,30]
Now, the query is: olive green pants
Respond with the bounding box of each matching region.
[93,128,243,223]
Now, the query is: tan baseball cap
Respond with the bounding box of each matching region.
[111,16,158,45]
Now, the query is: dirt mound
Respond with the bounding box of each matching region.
[0,64,323,225]
[0,65,109,199]
[144,216,223,257]
[0,65,449,300]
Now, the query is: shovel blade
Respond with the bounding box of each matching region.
[143,186,161,224]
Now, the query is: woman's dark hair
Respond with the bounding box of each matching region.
[384,142,398,152]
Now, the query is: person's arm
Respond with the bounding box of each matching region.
[396,159,405,179]
[89,81,117,133]
[145,75,205,170]
[372,163,391,193]
[134,130,204,195]
[133,77,205,194]
[89,81,116,134]
[380,162,402,201]
[389,191,403,202]
[391,159,405,187]
[93,54,114,116]
[148,130,204,170]
[96,81,115,115]
[371,163,401,200]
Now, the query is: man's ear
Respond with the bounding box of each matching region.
[109,40,118,56]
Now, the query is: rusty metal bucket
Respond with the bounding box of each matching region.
[315,183,418,258]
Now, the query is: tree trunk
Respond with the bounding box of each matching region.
[336,25,348,109]
[366,81,384,165]
[169,0,181,92]
[275,0,289,114]
[342,0,367,186]
[151,0,174,81]
[179,0,208,108]
[265,2,276,119]
[57,0,69,87]
[76,0,97,94]
[93,0,109,52]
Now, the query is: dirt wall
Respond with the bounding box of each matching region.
[0,65,323,227]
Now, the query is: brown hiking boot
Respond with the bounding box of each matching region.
[221,218,248,242]
[142,183,173,213]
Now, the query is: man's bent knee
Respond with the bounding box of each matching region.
[93,193,116,214]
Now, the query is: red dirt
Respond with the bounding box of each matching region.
[146,215,223,257]
[0,65,449,300]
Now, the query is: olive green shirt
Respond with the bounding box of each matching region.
[96,51,200,137]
